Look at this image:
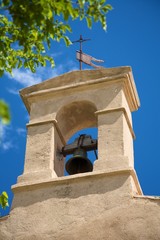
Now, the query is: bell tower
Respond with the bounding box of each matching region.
[1,67,160,240]
[15,66,141,194]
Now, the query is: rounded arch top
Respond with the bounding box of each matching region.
[56,100,97,141]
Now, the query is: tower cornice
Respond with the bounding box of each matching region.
[20,67,140,113]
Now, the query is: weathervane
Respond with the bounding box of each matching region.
[72,35,104,70]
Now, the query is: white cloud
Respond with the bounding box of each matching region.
[5,59,79,99]
[0,123,5,142]
[51,51,63,58]
[1,141,14,151]
[16,128,26,136]
[6,88,19,95]
[7,69,42,87]
[0,124,14,151]
[0,124,27,151]
[6,60,78,92]
[48,61,78,78]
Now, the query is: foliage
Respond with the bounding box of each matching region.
[0,100,10,210]
[0,100,10,211]
[0,99,10,124]
[0,0,112,76]
[0,191,9,209]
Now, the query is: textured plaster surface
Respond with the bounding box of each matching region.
[0,172,160,240]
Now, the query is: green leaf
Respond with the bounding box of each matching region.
[47,38,51,48]
[48,57,55,68]
[100,0,106,5]
[0,100,11,124]
[78,0,85,8]
[63,36,72,46]
[86,17,92,28]
[103,4,113,13]
[0,191,9,209]
[18,59,23,69]
[67,4,74,18]
[64,11,69,21]
[100,15,107,31]
[0,69,4,77]
[2,0,10,6]
[2,191,8,199]
[29,61,36,72]
[64,24,72,33]
[48,9,53,19]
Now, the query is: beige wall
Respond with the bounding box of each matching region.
[0,171,160,240]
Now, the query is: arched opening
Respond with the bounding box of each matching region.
[55,100,98,176]
[56,100,97,142]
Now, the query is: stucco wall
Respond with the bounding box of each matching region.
[0,171,160,240]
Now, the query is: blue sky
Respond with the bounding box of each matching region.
[0,0,160,216]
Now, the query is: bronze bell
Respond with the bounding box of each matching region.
[65,148,93,175]
[61,134,97,175]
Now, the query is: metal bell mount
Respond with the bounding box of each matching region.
[61,134,97,175]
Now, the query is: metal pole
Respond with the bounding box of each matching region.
[80,35,82,70]
[72,35,91,70]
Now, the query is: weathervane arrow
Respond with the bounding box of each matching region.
[76,51,104,69]
[72,35,104,70]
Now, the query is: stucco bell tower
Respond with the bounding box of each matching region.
[1,67,160,240]
[16,66,141,194]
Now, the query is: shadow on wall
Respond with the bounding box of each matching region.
[56,100,98,142]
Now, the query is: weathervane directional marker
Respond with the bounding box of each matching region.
[72,35,104,70]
